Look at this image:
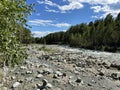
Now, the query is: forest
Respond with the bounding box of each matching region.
[38,13,120,52]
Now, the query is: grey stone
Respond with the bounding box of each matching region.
[3,87,7,90]
[76,61,86,67]
[36,74,43,78]
[18,79,24,83]
[54,71,63,76]
[53,74,58,79]
[111,73,118,80]
[75,78,81,83]
[99,71,104,76]
[26,71,32,74]
[20,66,27,70]
[110,63,120,70]
[46,83,53,88]
[25,77,33,82]
[12,82,21,88]
[111,73,120,80]
[88,83,92,86]
[11,76,16,80]
[42,79,48,86]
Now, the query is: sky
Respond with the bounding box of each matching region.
[27,0,120,37]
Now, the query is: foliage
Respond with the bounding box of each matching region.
[39,13,120,52]
[17,27,34,44]
[0,0,33,66]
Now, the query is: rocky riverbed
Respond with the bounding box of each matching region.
[1,44,120,90]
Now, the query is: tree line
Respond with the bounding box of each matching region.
[37,13,120,52]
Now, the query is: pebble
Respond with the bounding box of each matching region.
[99,71,104,76]
[111,73,118,80]
[42,79,48,86]
[12,82,21,88]
[55,71,63,76]
[75,78,81,83]
[26,71,32,74]
[46,83,53,88]
[36,74,43,78]
[53,74,58,79]
[20,66,27,70]
[3,87,7,90]
[11,76,16,80]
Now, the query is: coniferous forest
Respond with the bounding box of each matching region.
[37,13,120,52]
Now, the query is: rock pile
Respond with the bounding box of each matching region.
[1,45,120,90]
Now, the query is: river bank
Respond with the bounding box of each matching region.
[1,44,120,90]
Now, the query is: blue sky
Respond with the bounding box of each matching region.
[27,0,120,37]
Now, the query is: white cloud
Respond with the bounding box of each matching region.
[32,30,66,37]
[91,15,99,19]
[58,1,83,11]
[32,31,51,37]
[29,19,53,26]
[29,19,71,27]
[52,23,71,27]
[37,0,83,13]
[37,0,58,7]
[91,6,102,13]
[45,6,59,13]
[45,9,59,13]
[37,0,120,18]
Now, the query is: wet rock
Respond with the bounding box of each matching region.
[12,82,21,88]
